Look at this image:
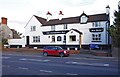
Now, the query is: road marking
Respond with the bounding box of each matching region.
[74,57,98,60]
[19,58,50,62]
[66,61,110,67]
[18,67,28,70]
[66,73,78,75]
[1,57,11,59]
[3,54,42,58]
[40,70,52,73]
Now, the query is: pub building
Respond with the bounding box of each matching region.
[24,7,111,50]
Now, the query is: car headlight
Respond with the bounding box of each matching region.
[64,51,67,53]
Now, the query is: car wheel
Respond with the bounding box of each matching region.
[43,52,48,56]
[59,53,64,57]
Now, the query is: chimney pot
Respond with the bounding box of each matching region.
[1,17,7,25]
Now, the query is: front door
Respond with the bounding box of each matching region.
[26,36,29,47]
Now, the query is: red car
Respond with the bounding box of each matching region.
[43,46,70,57]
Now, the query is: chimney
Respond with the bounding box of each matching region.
[46,11,52,21]
[59,11,64,20]
[1,17,7,25]
[106,5,110,15]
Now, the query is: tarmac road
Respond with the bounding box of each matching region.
[2,51,119,76]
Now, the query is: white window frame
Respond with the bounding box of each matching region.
[51,36,55,42]
[92,22,101,27]
[69,35,76,42]
[33,36,40,42]
[64,24,67,29]
[57,36,62,41]
[92,34,101,41]
[31,26,36,31]
[51,25,55,31]
[81,15,88,23]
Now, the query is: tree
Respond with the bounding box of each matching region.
[109,11,120,47]
[109,10,120,57]
[2,38,8,45]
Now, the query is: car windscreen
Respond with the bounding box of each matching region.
[56,47,63,50]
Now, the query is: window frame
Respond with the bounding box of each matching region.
[64,24,67,29]
[31,26,36,31]
[57,36,62,41]
[33,36,40,42]
[80,15,88,24]
[92,22,101,27]
[51,25,55,31]
[92,34,101,42]
[51,36,55,42]
[69,35,76,42]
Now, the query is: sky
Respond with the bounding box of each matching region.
[0,0,119,34]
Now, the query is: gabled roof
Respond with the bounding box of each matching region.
[34,15,46,24]
[34,13,108,26]
[69,29,83,34]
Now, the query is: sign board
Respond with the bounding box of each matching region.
[89,28,104,32]
[90,44,99,49]
[43,30,69,35]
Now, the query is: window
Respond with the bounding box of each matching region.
[69,35,76,42]
[64,24,67,29]
[57,36,62,41]
[92,34,101,42]
[31,26,36,31]
[33,36,40,42]
[92,22,101,27]
[52,36,55,42]
[51,25,55,31]
[81,15,88,23]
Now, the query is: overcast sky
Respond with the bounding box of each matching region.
[0,0,119,34]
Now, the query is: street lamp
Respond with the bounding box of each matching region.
[106,5,110,53]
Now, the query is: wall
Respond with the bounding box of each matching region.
[0,24,13,39]
[8,38,25,47]
[24,15,110,50]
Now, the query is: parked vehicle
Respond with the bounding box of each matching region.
[43,46,70,57]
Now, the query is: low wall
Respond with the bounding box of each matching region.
[112,47,119,58]
[3,48,80,54]
[8,39,25,47]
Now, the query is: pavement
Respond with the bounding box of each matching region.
[71,54,119,61]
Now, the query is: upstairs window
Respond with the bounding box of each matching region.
[31,26,36,31]
[92,22,101,27]
[81,15,88,24]
[51,25,55,31]
[64,24,67,29]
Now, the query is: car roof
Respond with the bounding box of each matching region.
[43,46,62,49]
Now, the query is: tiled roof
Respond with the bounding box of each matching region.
[34,15,46,24]
[34,13,108,26]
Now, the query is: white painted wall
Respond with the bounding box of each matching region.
[66,30,80,45]
[8,38,25,47]
[24,15,109,46]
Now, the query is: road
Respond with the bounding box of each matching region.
[2,52,119,76]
